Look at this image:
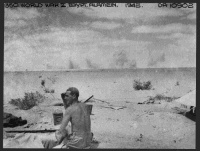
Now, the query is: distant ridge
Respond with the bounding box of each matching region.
[4,67,196,73]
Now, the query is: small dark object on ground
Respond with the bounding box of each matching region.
[41,80,45,87]
[136,134,143,142]
[175,81,180,86]
[44,88,55,93]
[90,138,100,149]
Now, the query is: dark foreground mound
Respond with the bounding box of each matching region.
[3,112,27,128]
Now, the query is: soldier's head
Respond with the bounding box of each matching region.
[66,87,79,99]
[61,87,79,108]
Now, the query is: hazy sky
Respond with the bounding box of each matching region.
[4,3,196,71]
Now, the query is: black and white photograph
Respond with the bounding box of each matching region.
[3,3,196,149]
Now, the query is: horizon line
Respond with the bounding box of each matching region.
[4,67,196,72]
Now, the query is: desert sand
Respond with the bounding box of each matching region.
[3,68,196,149]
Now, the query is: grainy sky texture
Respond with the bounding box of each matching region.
[4,3,196,71]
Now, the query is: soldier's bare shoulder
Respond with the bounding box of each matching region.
[66,103,81,113]
[64,105,76,116]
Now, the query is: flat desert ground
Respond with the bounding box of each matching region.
[3,68,196,149]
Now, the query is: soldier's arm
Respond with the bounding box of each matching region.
[55,107,73,143]
[61,93,67,109]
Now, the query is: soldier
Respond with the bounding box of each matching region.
[42,87,93,149]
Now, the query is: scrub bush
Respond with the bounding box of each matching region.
[9,91,45,110]
[133,80,152,90]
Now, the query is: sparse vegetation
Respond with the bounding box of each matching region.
[138,94,180,105]
[9,91,46,110]
[149,94,179,102]
[133,80,152,90]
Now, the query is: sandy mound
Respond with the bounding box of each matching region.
[3,97,195,149]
